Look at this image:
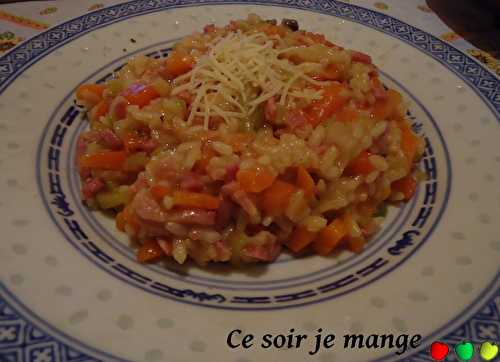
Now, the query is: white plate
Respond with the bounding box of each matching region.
[0,1,498,361]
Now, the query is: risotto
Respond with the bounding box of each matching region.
[75,15,424,266]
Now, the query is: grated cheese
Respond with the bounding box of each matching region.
[172,31,331,128]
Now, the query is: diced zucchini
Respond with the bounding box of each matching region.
[162,98,186,121]
[374,203,388,217]
[106,79,124,97]
[96,187,131,209]
[123,152,149,172]
[152,78,172,97]
[86,142,105,154]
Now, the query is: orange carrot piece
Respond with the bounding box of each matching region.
[122,84,160,108]
[313,218,347,255]
[79,150,127,170]
[92,100,109,121]
[296,166,315,198]
[164,52,195,76]
[116,211,126,232]
[150,185,170,201]
[123,206,140,231]
[320,63,341,80]
[224,133,254,152]
[336,105,360,122]
[137,240,165,263]
[262,24,286,37]
[288,226,317,253]
[392,175,417,200]
[346,237,365,254]
[172,191,220,210]
[399,121,418,166]
[76,83,105,104]
[372,89,402,120]
[345,150,375,176]
[237,167,276,193]
[261,180,296,216]
[306,82,351,127]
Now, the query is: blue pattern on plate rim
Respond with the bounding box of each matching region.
[0,0,498,361]
[0,281,498,361]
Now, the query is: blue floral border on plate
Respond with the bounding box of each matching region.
[0,0,499,361]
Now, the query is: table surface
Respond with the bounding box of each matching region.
[0,0,499,76]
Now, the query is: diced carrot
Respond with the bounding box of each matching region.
[336,105,360,123]
[262,24,286,37]
[399,121,418,166]
[288,226,317,253]
[224,133,254,152]
[392,175,417,200]
[261,180,296,216]
[76,83,105,105]
[345,150,375,176]
[122,132,139,153]
[194,143,216,172]
[150,185,170,201]
[372,89,402,120]
[123,206,140,231]
[172,191,220,210]
[237,167,276,193]
[91,100,109,121]
[306,82,351,127]
[313,218,347,255]
[296,166,315,198]
[116,211,126,232]
[122,84,160,108]
[164,52,195,76]
[346,237,365,254]
[320,63,341,80]
[113,99,129,120]
[79,150,127,170]
[137,240,165,263]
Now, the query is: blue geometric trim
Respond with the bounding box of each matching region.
[0,0,499,361]
[0,298,98,362]
[0,287,498,361]
[0,0,498,117]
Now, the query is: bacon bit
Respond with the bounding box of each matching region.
[241,232,281,262]
[131,189,166,223]
[214,239,231,262]
[225,163,240,183]
[215,197,235,229]
[157,239,173,256]
[99,129,123,149]
[226,20,239,31]
[129,172,149,194]
[203,24,216,33]
[82,177,105,200]
[164,209,216,225]
[285,109,307,129]
[351,51,372,64]
[113,99,129,120]
[180,173,204,192]
[140,138,157,154]
[176,90,193,104]
[265,97,277,121]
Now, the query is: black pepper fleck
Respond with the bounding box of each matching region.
[122,48,127,52]
[130,38,137,43]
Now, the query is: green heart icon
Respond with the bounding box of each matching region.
[455,341,474,361]
[480,342,499,361]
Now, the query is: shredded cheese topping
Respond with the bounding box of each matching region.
[172,31,330,128]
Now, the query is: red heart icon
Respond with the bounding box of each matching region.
[430,341,450,361]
